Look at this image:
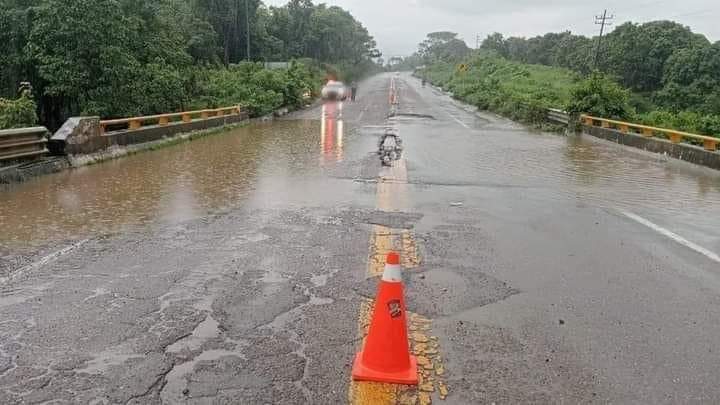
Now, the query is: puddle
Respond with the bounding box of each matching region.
[77,351,144,375]
[166,315,221,354]
[160,349,244,403]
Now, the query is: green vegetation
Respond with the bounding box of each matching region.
[0,95,38,129]
[189,61,322,117]
[412,23,720,138]
[566,72,633,120]
[422,51,578,125]
[0,0,380,129]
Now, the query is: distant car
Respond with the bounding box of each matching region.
[321,81,348,101]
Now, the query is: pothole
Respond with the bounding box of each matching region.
[387,113,436,120]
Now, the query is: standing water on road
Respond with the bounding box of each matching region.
[0,119,353,253]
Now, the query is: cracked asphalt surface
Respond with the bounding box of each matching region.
[1,73,720,404]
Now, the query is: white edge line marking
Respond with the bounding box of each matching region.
[621,211,720,264]
[448,113,470,129]
[0,239,90,285]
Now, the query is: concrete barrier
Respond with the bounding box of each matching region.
[51,117,102,155]
[583,125,720,171]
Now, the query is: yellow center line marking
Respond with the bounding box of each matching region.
[349,151,449,404]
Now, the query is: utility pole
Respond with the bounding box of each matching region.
[594,10,614,69]
[245,0,251,61]
[476,35,482,50]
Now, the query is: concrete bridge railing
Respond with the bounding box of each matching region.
[580,114,720,170]
[51,105,248,156]
[581,114,718,152]
[99,106,244,134]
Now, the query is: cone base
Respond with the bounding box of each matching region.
[351,353,418,385]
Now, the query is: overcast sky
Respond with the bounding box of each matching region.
[264,0,719,57]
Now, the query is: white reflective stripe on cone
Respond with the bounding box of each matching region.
[382,264,402,283]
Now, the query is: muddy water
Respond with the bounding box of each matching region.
[2,95,720,256]
[0,117,351,251]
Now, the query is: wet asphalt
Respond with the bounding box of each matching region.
[1,73,720,404]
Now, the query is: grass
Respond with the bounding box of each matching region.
[422,53,580,127]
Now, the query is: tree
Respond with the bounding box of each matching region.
[0,0,41,98]
[0,91,38,129]
[566,72,634,120]
[419,32,470,64]
[27,0,141,125]
[1,0,380,128]
[602,21,709,92]
[505,37,528,62]
[195,0,263,65]
[655,43,720,113]
[481,33,507,57]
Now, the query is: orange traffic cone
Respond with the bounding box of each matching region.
[352,252,418,385]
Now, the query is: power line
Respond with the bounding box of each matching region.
[245,0,251,61]
[609,0,673,14]
[614,6,718,27]
[594,10,614,69]
[665,8,715,19]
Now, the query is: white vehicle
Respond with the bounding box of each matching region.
[321,81,348,101]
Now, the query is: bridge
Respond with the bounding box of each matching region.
[1,73,719,403]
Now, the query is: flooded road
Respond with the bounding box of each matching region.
[0,118,360,251]
[2,72,720,404]
[2,79,718,256]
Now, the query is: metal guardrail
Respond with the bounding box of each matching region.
[547,108,570,124]
[100,106,244,134]
[581,114,718,152]
[0,127,49,165]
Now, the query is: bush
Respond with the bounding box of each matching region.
[0,95,38,129]
[566,72,634,120]
[637,110,720,138]
[190,60,322,117]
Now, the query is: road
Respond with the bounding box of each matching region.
[1,73,720,404]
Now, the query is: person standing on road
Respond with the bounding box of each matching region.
[350,81,358,102]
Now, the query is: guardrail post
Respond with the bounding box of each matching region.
[201,111,209,119]
[182,114,191,123]
[129,120,141,130]
[642,128,654,138]
[584,117,594,126]
[217,110,225,117]
[601,120,611,129]
[158,117,169,126]
[704,139,717,151]
[670,133,682,144]
[620,125,629,133]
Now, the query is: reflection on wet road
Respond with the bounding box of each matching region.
[320,102,345,164]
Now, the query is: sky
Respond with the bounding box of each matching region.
[263,0,719,58]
